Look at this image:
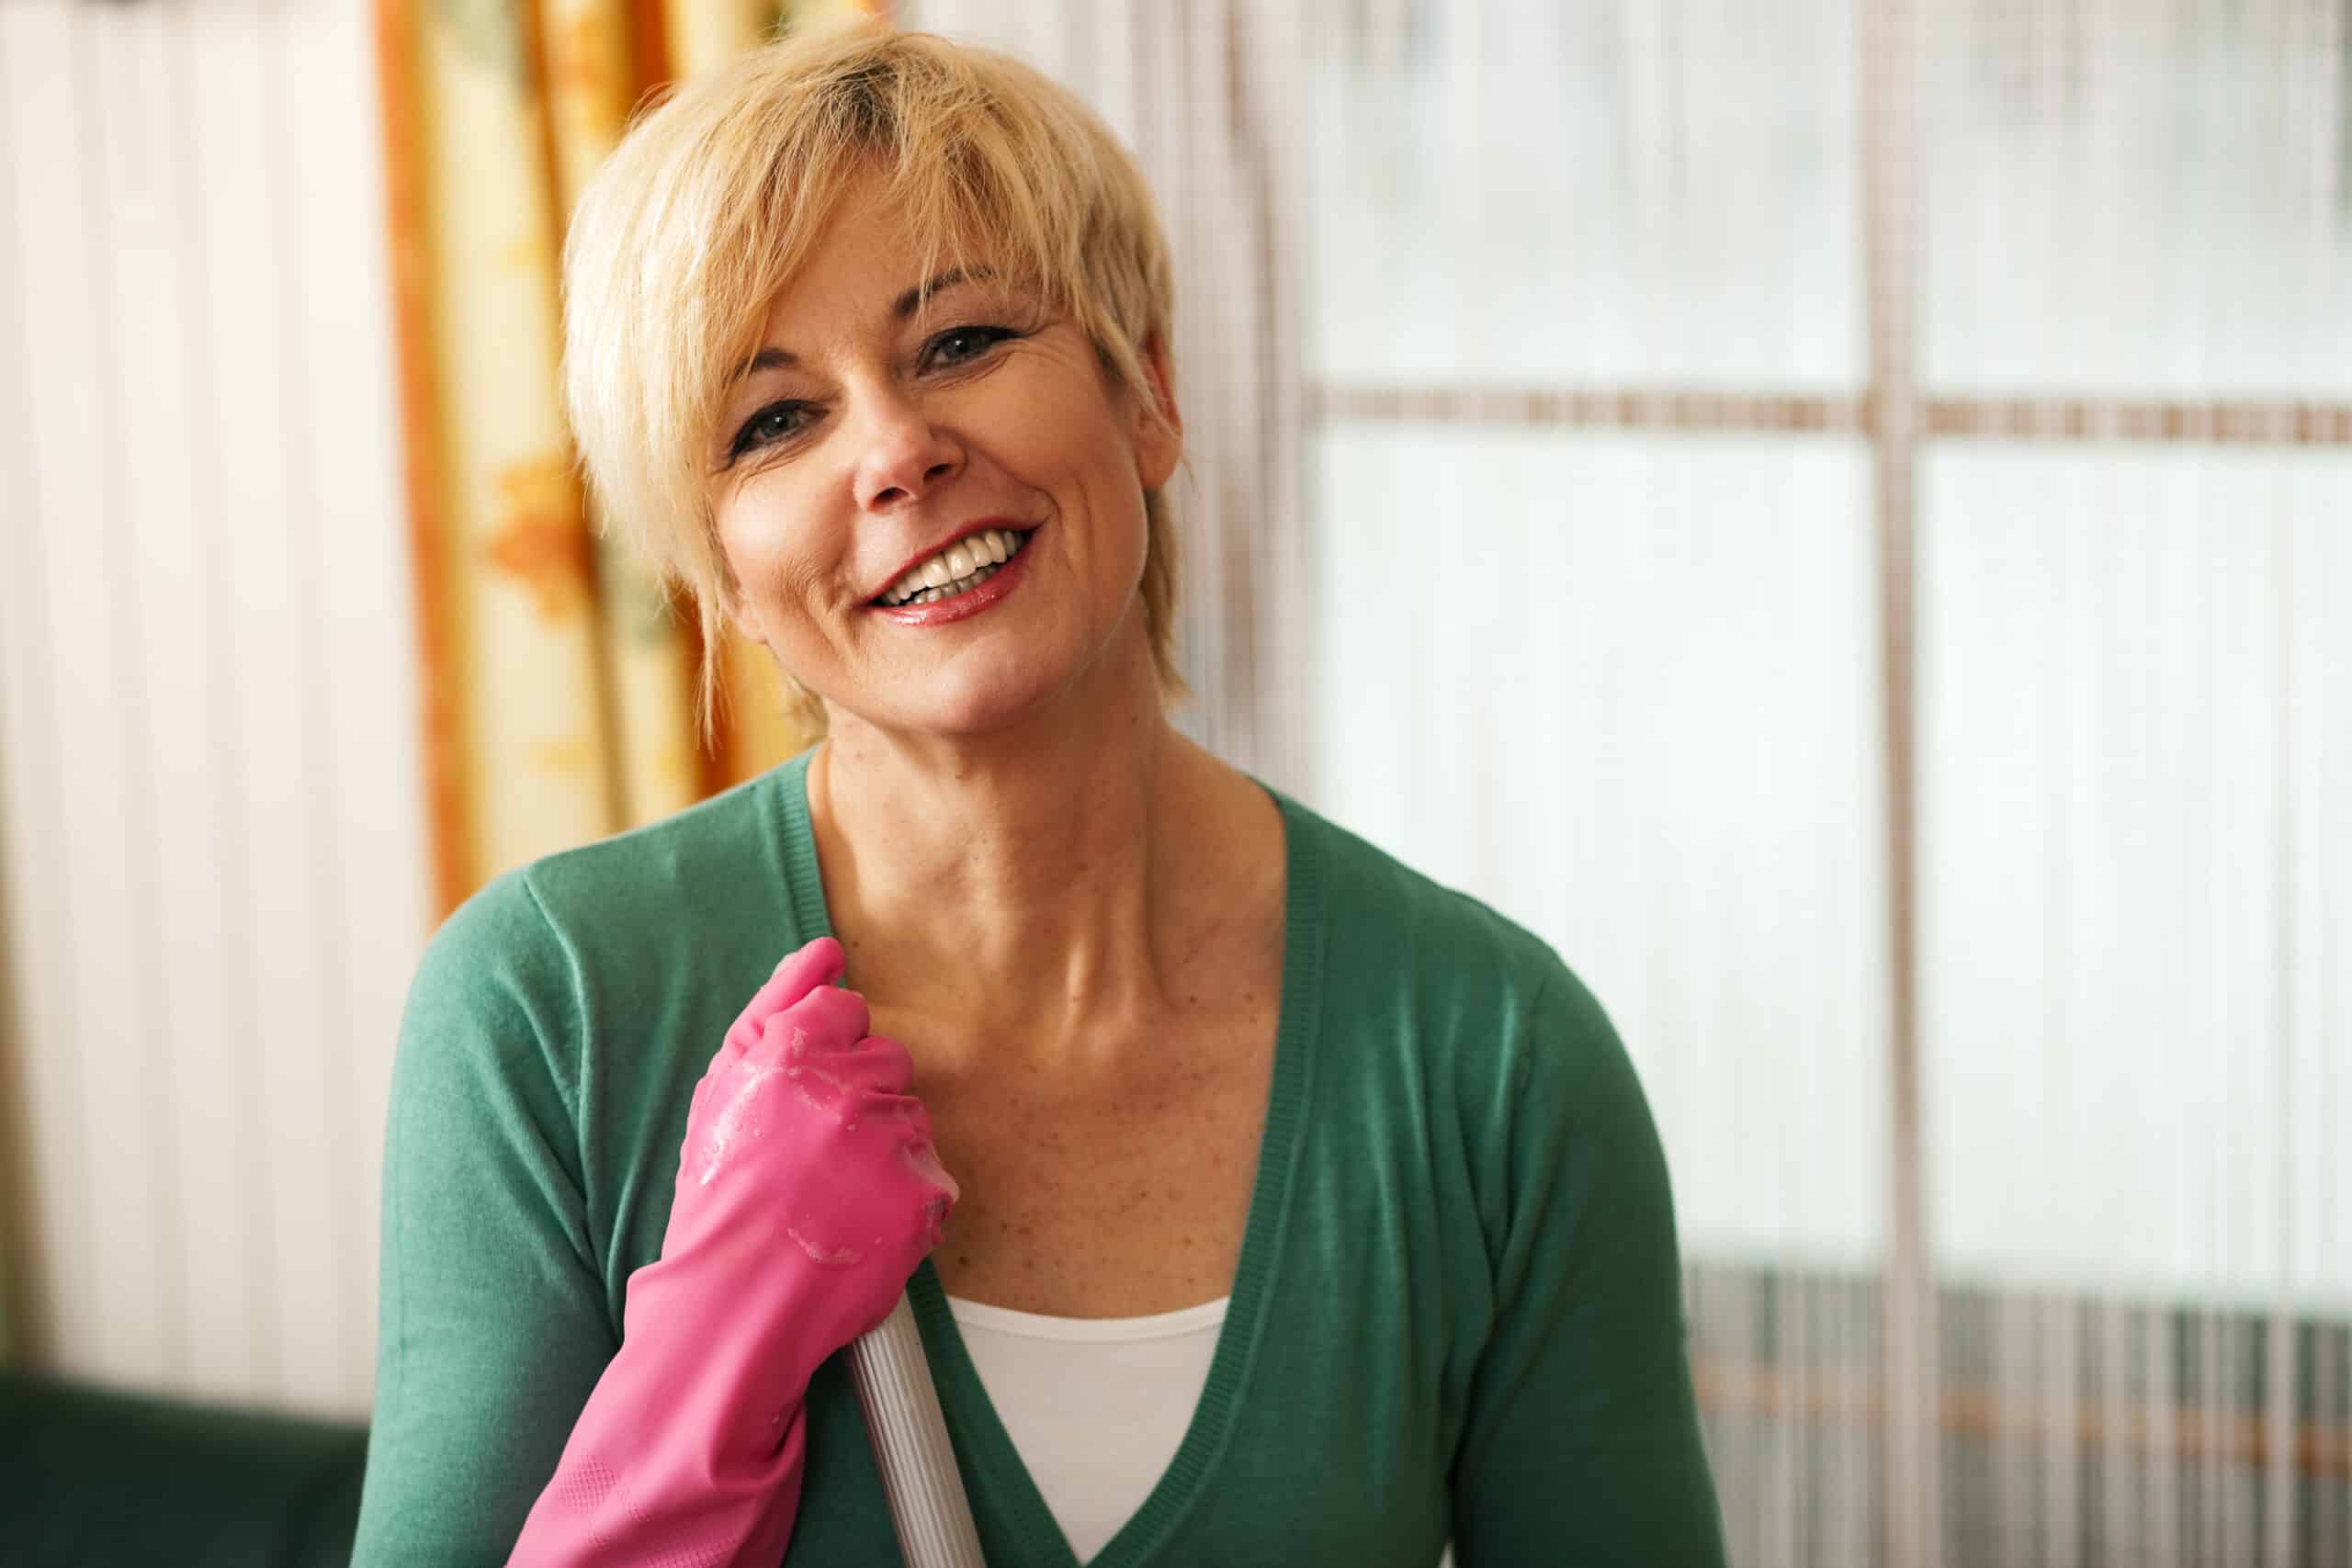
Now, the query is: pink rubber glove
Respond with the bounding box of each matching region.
[507,936,958,1567]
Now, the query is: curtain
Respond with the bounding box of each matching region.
[2,0,431,1407]
[377,0,877,916]
[1273,3,2352,1566]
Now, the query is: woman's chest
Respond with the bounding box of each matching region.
[903,1003,1280,1317]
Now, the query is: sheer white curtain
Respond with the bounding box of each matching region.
[1298,6,1888,1563]
[900,3,2352,1564]
[1914,3,2352,1563]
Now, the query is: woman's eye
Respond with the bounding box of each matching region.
[923,324,1017,370]
[729,401,812,460]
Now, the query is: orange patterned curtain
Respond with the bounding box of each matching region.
[376,0,880,919]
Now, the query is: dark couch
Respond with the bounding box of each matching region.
[0,1371,368,1568]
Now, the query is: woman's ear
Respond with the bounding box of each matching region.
[1132,333,1182,491]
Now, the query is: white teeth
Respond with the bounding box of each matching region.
[909,561,1001,607]
[880,529,1029,606]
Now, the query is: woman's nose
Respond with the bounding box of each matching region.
[850,391,964,511]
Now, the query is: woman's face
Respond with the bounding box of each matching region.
[707,183,1181,739]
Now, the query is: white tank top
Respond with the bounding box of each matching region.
[944,1293,1228,1562]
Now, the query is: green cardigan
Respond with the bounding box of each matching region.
[352,748,1725,1566]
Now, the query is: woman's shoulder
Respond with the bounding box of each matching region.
[402,761,820,1069]
[1280,792,1574,1002]
[517,760,807,921]
[1276,791,1627,1108]
[444,759,805,946]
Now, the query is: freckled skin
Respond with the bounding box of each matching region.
[888,971,1283,1318]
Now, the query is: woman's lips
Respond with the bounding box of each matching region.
[867,535,1034,626]
[869,518,1030,601]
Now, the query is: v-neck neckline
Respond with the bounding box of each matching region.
[773,745,1327,1567]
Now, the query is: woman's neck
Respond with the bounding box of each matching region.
[804,664,1268,1072]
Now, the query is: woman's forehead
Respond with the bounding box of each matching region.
[753,215,1046,343]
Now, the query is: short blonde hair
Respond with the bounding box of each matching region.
[560,20,1186,739]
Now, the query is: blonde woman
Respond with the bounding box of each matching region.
[352,21,1726,1568]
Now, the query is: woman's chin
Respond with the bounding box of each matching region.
[854,669,1069,740]
[828,620,1148,740]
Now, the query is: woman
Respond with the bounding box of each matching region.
[351,21,1726,1568]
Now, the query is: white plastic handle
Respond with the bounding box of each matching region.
[847,1292,987,1566]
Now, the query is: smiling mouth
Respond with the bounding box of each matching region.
[871,526,1033,607]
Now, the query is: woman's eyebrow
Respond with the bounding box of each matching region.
[729,267,1006,386]
[893,265,998,320]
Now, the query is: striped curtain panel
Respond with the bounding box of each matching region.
[376,0,877,915]
[0,0,431,1408]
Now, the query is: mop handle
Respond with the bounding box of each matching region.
[847,1292,988,1566]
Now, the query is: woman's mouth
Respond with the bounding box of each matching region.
[867,525,1037,627]
[872,526,1031,608]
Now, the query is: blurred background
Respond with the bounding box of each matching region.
[1,0,2347,1564]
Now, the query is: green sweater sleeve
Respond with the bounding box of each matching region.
[1450,969,1728,1566]
[351,874,616,1567]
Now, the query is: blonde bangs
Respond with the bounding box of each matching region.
[560,20,1186,741]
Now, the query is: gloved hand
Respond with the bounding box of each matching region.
[508,936,958,1567]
